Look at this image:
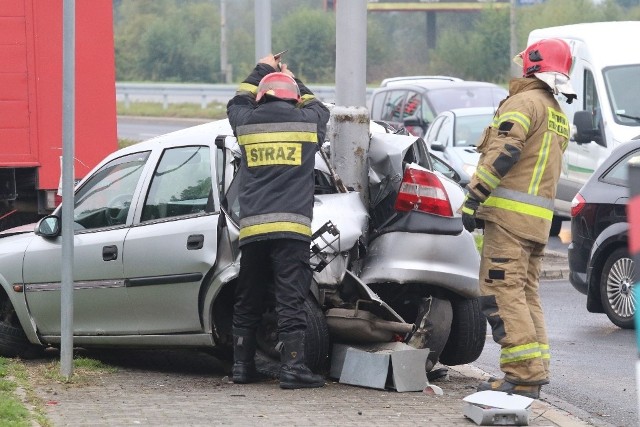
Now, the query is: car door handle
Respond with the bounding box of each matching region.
[103,245,118,261]
[187,234,204,250]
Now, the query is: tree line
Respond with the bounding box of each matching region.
[113,0,640,85]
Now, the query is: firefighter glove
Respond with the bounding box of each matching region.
[461,195,480,233]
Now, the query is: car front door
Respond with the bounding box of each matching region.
[123,145,219,334]
[23,151,150,336]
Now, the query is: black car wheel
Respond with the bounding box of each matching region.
[439,297,486,366]
[0,293,44,358]
[600,247,636,329]
[255,293,330,377]
[407,296,452,372]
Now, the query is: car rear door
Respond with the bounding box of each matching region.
[123,145,218,334]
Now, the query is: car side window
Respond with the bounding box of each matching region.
[74,151,150,230]
[601,148,640,187]
[420,94,435,124]
[437,116,453,147]
[381,90,405,122]
[141,146,213,221]
[425,115,445,145]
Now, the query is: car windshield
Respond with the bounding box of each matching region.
[454,113,493,147]
[603,64,640,126]
[428,87,505,114]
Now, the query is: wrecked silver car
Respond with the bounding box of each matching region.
[0,117,483,375]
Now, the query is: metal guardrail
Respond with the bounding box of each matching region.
[116,82,374,109]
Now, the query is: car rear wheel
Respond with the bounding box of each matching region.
[439,297,486,366]
[407,296,452,372]
[600,247,636,329]
[255,293,330,377]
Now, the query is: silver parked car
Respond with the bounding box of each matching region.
[0,118,483,373]
[423,107,495,184]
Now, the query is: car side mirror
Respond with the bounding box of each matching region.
[430,140,445,152]
[35,215,61,238]
[574,110,604,147]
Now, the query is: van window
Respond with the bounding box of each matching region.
[583,69,605,142]
[604,64,640,127]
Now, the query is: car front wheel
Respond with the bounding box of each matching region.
[600,247,636,329]
[0,293,44,358]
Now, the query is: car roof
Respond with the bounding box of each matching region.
[443,107,498,117]
[380,75,463,87]
[374,80,507,93]
[596,137,640,174]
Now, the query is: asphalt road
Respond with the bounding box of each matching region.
[474,277,637,427]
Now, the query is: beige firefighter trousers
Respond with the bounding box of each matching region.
[479,220,550,385]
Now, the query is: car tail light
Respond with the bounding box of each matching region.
[570,193,585,217]
[394,167,453,217]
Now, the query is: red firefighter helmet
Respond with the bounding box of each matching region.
[520,38,573,77]
[256,72,300,102]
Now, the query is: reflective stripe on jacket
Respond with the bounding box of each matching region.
[227,63,330,246]
[467,77,569,244]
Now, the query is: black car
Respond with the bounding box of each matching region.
[568,138,640,329]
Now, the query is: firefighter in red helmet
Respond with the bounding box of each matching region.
[226,54,330,389]
[460,38,575,399]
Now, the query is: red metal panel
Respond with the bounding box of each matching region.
[0,101,29,128]
[0,44,27,72]
[0,73,28,101]
[0,17,26,45]
[0,129,36,160]
[31,0,118,190]
[0,0,25,16]
[0,0,117,191]
[73,0,118,182]
[0,2,31,163]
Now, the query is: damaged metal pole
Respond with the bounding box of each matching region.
[331,0,370,209]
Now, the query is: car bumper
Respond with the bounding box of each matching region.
[567,242,589,295]
[359,229,481,299]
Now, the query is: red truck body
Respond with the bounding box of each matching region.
[0,0,117,230]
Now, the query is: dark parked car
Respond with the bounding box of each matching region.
[369,77,507,138]
[568,138,640,328]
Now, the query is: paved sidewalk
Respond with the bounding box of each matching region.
[25,251,586,427]
[27,350,590,427]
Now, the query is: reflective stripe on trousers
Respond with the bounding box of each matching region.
[479,220,550,385]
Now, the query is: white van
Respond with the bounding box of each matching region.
[528,22,640,234]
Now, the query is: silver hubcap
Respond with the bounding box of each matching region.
[606,257,636,319]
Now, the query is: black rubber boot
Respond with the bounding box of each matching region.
[278,331,325,389]
[232,327,260,384]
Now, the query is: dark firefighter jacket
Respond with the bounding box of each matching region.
[467,77,570,244]
[226,63,330,246]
